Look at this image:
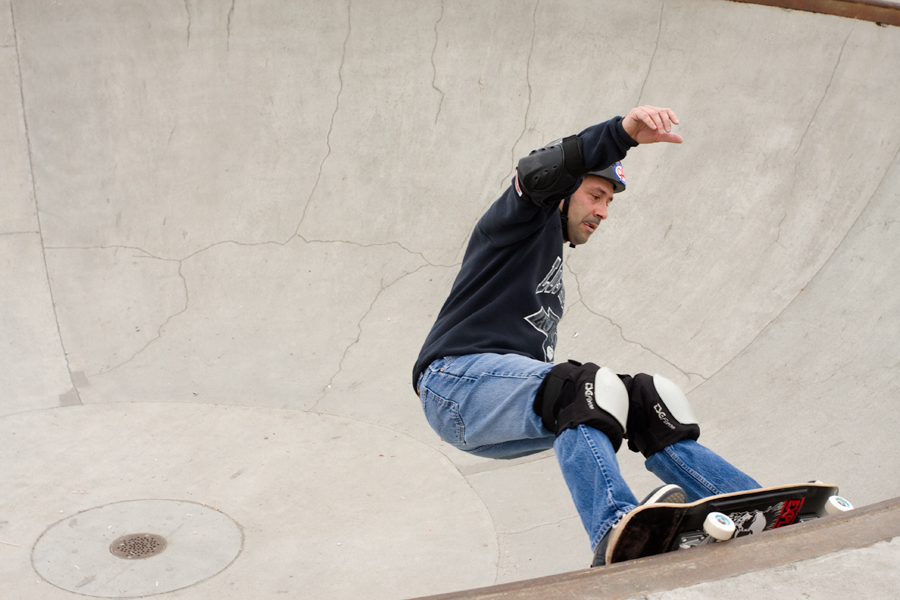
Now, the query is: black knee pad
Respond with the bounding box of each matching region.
[622,373,701,459]
[533,360,629,452]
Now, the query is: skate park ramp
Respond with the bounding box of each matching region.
[2,0,899,598]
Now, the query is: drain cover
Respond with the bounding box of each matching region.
[110,533,167,559]
[34,500,242,597]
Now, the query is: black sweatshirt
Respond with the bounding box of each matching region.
[413,117,637,391]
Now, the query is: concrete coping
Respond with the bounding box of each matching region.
[410,496,900,600]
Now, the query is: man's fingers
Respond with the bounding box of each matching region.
[657,108,680,131]
[631,105,680,131]
[651,111,667,133]
[658,110,673,133]
[666,108,680,126]
[646,106,676,133]
[634,107,658,130]
[622,105,682,143]
[659,132,684,144]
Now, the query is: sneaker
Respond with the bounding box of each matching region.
[640,483,687,506]
[591,484,686,567]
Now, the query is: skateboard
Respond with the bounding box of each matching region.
[605,482,853,564]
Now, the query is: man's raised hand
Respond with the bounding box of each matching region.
[622,106,683,145]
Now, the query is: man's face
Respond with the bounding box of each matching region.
[561,175,615,245]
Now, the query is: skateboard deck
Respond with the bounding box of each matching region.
[605,482,849,564]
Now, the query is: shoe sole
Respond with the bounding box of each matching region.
[641,484,686,505]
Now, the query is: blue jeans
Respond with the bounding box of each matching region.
[417,353,760,551]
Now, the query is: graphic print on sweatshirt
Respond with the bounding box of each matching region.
[526,256,565,361]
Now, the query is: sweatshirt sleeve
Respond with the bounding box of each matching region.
[477,117,638,247]
[577,116,638,172]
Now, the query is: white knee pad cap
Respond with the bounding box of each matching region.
[594,367,629,431]
[652,374,698,425]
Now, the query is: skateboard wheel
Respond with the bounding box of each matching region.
[825,495,853,515]
[703,512,736,541]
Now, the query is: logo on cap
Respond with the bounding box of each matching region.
[615,163,625,184]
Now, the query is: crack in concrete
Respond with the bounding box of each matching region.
[499,514,579,536]
[9,0,81,406]
[293,235,447,268]
[450,220,474,265]
[44,243,178,261]
[150,125,179,182]
[194,235,443,267]
[794,25,853,156]
[295,0,351,235]
[637,1,665,105]
[774,206,789,248]
[308,263,433,411]
[47,233,441,392]
[65,235,444,381]
[74,235,444,382]
[777,161,806,246]
[431,0,445,125]
[100,267,189,376]
[507,0,538,179]
[183,0,192,49]
[564,254,702,381]
[226,0,235,50]
[165,125,177,151]
[58,249,189,379]
[576,297,701,382]
[47,233,446,272]
[0,231,39,236]
[180,238,291,262]
[562,252,583,309]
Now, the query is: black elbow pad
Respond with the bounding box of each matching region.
[515,135,586,207]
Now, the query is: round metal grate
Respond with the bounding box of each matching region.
[109,533,167,560]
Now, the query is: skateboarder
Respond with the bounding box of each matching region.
[412,106,760,567]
